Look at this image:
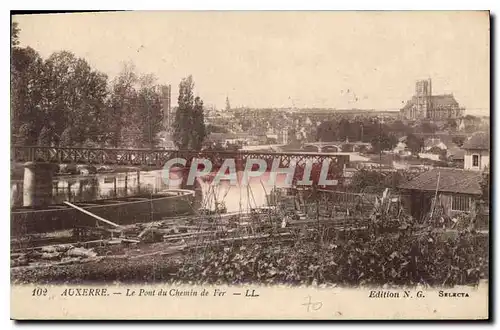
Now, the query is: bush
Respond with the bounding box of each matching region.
[59,127,72,147]
[37,126,52,146]
[175,230,488,287]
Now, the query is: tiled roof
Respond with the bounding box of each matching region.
[462,132,490,150]
[398,168,483,195]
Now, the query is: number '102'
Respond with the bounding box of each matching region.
[32,288,48,296]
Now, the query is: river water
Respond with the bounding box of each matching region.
[10,170,291,213]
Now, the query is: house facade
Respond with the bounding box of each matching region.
[464,149,490,171]
[462,132,490,171]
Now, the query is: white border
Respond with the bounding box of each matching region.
[2,1,498,329]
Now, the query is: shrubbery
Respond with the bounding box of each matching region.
[175,230,488,287]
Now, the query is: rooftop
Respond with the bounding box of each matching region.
[401,94,460,110]
[462,131,490,150]
[447,147,465,160]
[431,94,459,108]
[398,167,483,195]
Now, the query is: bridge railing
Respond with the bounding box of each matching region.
[11,146,350,167]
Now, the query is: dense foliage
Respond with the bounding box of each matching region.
[315,119,399,152]
[405,133,425,154]
[480,166,490,203]
[172,75,207,150]
[11,229,488,286]
[11,23,166,149]
[348,169,417,193]
[176,230,488,287]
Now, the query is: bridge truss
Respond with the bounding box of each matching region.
[12,146,350,169]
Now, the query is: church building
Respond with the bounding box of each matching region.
[400,79,465,120]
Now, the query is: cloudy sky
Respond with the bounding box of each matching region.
[14,11,490,114]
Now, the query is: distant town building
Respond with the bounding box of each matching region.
[423,136,456,152]
[161,85,172,131]
[392,136,411,156]
[278,128,289,144]
[462,131,490,171]
[400,79,465,120]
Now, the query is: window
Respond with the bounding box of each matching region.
[472,154,479,167]
[452,195,471,212]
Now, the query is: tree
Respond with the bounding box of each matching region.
[370,132,397,153]
[349,169,386,192]
[419,121,438,134]
[463,115,482,133]
[173,75,206,150]
[359,119,382,143]
[316,120,337,142]
[106,63,138,147]
[43,51,108,146]
[136,74,163,148]
[16,123,33,145]
[11,21,20,48]
[11,46,46,144]
[480,166,490,203]
[37,126,52,146]
[337,119,350,141]
[12,49,109,146]
[445,119,457,132]
[225,96,231,111]
[452,136,465,147]
[388,120,413,136]
[191,96,207,150]
[342,143,354,152]
[59,127,72,147]
[406,133,424,154]
[105,64,164,148]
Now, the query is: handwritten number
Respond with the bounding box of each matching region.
[302,295,323,312]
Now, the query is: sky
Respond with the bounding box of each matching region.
[13,11,490,115]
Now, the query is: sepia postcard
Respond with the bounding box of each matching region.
[10,10,490,320]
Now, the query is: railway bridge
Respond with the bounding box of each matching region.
[11,145,348,167]
[12,145,350,207]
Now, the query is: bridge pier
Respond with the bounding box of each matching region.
[22,162,58,207]
[168,166,185,190]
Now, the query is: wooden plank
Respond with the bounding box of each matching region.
[63,201,122,229]
[163,231,217,240]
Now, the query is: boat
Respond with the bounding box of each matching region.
[11,190,195,236]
